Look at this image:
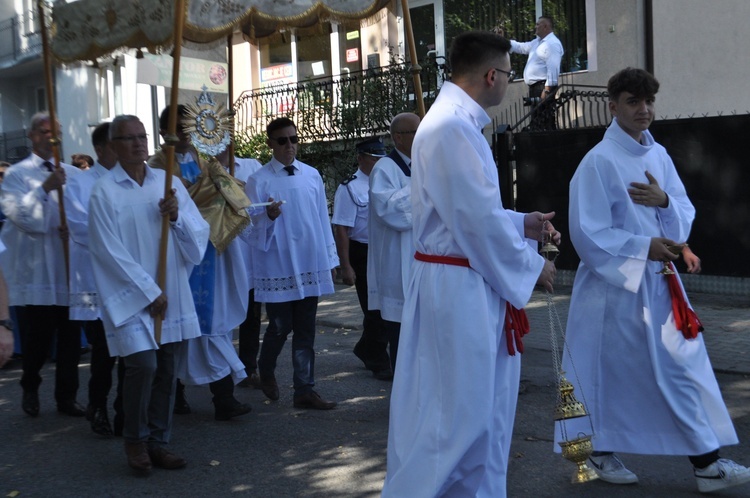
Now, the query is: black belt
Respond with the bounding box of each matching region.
[529,81,545,88]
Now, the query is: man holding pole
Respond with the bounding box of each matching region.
[0,111,83,418]
[89,115,208,473]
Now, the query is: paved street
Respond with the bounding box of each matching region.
[1,283,749,497]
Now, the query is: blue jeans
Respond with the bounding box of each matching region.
[258,297,318,397]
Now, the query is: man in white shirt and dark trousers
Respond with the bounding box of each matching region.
[65,122,121,435]
[333,137,390,380]
[0,112,84,418]
[245,117,339,410]
[509,15,564,130]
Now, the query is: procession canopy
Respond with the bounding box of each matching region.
[51,0,392,61]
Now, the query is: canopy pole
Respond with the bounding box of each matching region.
[36,0,70,284]
[400,0,425,117]
[154,0,187,344]
[227,34,235,177]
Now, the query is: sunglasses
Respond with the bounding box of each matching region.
[271,135,299,146]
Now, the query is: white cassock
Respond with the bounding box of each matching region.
[367,150,412,322]
[88,164,209,357]
[556,118,737,455]
[383,82,545,498]
[65,163,109,320]
[0,154,81,306]
[245,157,338,303]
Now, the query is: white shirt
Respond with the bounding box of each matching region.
[65,162,110,320]
[244,157,339,302]
[231,156,263,289]
[0,153,81,306]
[88,163,209,356]
[367,151,413,322]
[510,32,564,86]
[332,168,370,244]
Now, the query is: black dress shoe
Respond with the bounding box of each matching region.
[293,390,337,410]
[214,399,252,421]
[173,384,191,415]
[57,400,86,417]
[90,406,114,436]
[373,368,394,381]
[22,391,40,417]
[259,375,279,401]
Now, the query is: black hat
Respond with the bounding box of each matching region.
[356,136,386,157]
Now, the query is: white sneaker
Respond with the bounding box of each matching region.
[588,453,639,484]
[695,458,750,493]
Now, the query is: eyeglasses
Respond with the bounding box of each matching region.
[112,134,149,143]
[493,68,516,82]
[270,135,299,146]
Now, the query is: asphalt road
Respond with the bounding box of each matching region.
[1,297,749,497]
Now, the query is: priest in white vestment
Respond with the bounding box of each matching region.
[88,115,209,473]
[382,32,557,498]
[559,67,749,494]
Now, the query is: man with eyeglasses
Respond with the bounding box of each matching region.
[0,111,84,418]
[382,31,558,497]
[244,117,339,410]
[508,15,564,130]
[332,136,390,380]
[366,112,421,378]
[88,114,209,473]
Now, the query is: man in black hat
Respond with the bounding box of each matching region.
[332,137,392,380]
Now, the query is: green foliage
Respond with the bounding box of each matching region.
[234,130,272,164]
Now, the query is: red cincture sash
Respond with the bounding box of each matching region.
[414,251,530,355]
[665,262,704,339]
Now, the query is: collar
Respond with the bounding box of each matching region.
[607,117,655,156]
[269,157,299,175]
[111,162,156,186]
[393,148,411,166]
[437,81,491,131]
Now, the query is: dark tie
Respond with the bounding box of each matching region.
[284,165,295,176]
[42,161,54,172]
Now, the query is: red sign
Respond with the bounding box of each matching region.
[346,48,359,63]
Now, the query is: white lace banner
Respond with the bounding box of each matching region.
[51,0,390,61]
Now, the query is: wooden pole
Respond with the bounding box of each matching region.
[227,33,235,177]
[36,0,69,284]
[154,0,187,344]
[400,0,425,118]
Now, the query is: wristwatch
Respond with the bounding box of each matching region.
[0,318,14,330]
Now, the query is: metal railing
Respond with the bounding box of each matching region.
[498,84,611,132]
[233,61,448,142]
[0,9,42,68]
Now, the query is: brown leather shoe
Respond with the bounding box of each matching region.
[148,446,187,470]
[293,390,337,410]
[124,442,152,473]
[260,375,279,401]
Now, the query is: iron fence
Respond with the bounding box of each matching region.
[497,84,611,132]
[0,9,42,68]
[233,61,448,142]
[0,130,30,163]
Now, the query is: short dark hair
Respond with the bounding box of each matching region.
[266,117,296,136]
[159,105,188,131]
[449,31,511,80]
[91,122,110,148]
[607,67,660,101]
[71,154,94,167]
[539,15,555,29]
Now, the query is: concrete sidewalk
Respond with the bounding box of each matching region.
[319,282,750,375]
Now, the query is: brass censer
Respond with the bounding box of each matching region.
[540,225,598,484]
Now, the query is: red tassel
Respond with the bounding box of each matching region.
[665,262,704,339]
[505,303,530,355]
